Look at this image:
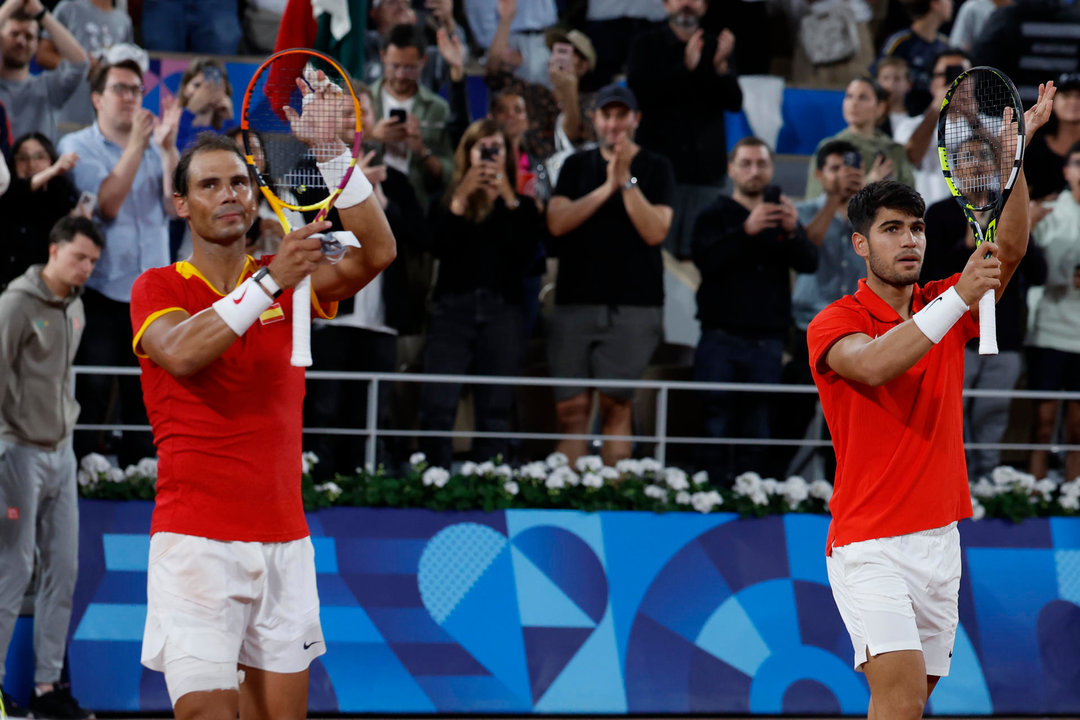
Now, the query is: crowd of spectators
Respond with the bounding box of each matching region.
[1,0,1080,491]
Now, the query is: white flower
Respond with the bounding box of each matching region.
[734,472,763,496]
[1034,478,1057,502]
[1061,479,1080,500]
[781,476,810,505]
[644,484,669,502]
[80,452,112,476]
[749,489,769,506]
[301,451,319,475]
[600,466,619,480]
[124,464,140,479]
[476,461,496,476]
[582,472,604,488]
[615,458,642,476]
[1061,494,1080,511]
[107,467,126,483]
[545,473,566,490]
[664,468,689,491]
[135,457,158,479]
[692,470,709,486]
[675,490,692,505]
[422,467,450,488]
[971,478,998,499]
[971,498,986,521]
[691,490,722,513]
[314,481,343,500]
[547,466,579,487]
[639,458,662,473]
[77,470,94,488]
[494,464,513,479]
[809,479,834,503]
[761,478,779,495]
[519,462,548,480]
[409,452,427,467]
[459,461,478,476]
[545,452,569,469]
[575,455,604,473]
[503,480,520,496]
[991,465,1022,487]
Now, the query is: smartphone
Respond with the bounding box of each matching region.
[75,191,97,218]
[842,150,862,169]
[551,41,574,73]
[389,108,407,124]
[763,185,782,204]
[480,145,498,161]
[202,65,223,85]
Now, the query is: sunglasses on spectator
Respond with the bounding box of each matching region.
[107,83,144,98]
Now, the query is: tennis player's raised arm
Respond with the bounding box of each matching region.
[310,197,397,302]
[824,244,1001,385]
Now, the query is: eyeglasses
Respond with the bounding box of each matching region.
[107,83,144,98]
[385,63,421,77]
[14,151,49,163]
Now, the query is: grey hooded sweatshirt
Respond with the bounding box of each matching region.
[0,264,85,450]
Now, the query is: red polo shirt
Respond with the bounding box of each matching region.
[130,257,336,542]
[808,276,976,555]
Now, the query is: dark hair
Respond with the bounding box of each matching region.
[385,23,426,54]
[850,75,889,105]
[89,59,143,95]
[447,118,516,222]
[875,56,909,77]
[848,180,925,237]
[173,132,248,197]
[3,9,40,33]
[13,132,59,164]
[49,216,105,249]
[930,47,969,73]
[900,0,932,20]
[816,139,859,170]
[728,136,772,164]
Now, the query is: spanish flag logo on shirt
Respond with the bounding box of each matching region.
[260,303,284,325]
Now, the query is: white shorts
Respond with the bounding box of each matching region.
[826,523,961,677]
[141,532,325,705]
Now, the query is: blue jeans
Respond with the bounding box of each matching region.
[694,328,785,483]
[418,291,524,469]
[141,0,241,54]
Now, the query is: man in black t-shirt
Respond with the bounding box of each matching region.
[691,136,816,483]
[545,84,676,466]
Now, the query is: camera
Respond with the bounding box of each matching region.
[389,108,407,123]
[842,150,862,169]
[480,145,498,162]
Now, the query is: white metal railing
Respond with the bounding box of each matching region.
[73,366,1080,473]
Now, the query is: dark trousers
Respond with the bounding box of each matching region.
[74,288,154,465]
[694,327,784,484]
[303,325,398,479]
[418,290,524,469]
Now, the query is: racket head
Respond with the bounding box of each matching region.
[937,66,1025,221]
[240,48,363,218]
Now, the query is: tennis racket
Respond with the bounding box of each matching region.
[240,48,362,366]
[937,66,1025,355]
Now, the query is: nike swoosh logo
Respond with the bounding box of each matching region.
[303,640,323,650]
[233,286,249,304]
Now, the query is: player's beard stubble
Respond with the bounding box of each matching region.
[867,243,922,288]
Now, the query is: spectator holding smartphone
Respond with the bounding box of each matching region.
[0,132,80,290]
[692,137,816,483]
[175,58,236,152]
[369,23,454,210]
[418,118,544,468]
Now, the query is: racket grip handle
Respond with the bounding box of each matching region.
[978,288,997,355]
[291,276,313,367]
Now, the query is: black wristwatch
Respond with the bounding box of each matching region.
[252,267,282,299]
[32,7,47,21]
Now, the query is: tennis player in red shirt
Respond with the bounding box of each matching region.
[807,85,1054,720]
[128,130,394,718]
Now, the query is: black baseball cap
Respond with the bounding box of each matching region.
[595,83,638,111]
[1057,73,1080,92]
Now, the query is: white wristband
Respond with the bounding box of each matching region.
[912,286,969,344]
[212,277,275,336]
[317,151,373,209]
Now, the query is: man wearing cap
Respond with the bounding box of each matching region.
[627,0,742,259]
[545,84,676,466]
